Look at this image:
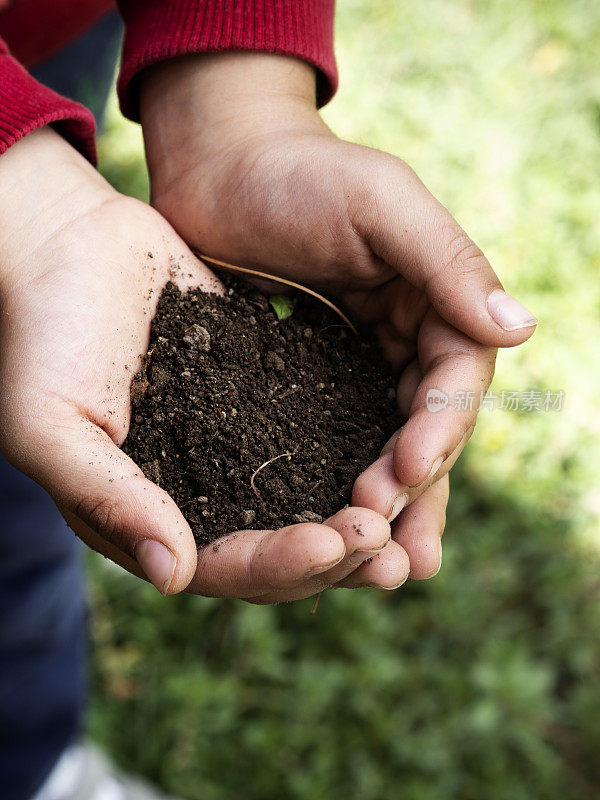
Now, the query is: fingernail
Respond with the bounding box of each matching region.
[427,456,444,482]
[487,289,538,332]
[348,536,392,566]
[408,456,445,489]
[435,539,443,575]
[304,552,345,578]
[374,574,409,591]
[387,492,408,522]
[427,539,443,578]
[135,539,176,595]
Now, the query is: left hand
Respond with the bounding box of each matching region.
[139,53,537,584]
[0,128,399,604]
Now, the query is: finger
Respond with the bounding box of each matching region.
[351,155,538,347]
[392,310,496,487]
[396,359,422,418]
[335,540,410,590]
[376,359,421,459]
[352,452,408,522]
[350,310,496,493]
[247,539,409,602]
[187,522,346,598]
[352,423,466,524]
[392,474,449,580]
[375,365,422,469]
[11,411,199,595]
[246,507,392,603]
[313,506,391,582]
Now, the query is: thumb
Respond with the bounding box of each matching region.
[15,412,198,595]
[352,155,538,347]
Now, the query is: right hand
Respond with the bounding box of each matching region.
[141,53,538,583]
[0,127,406,602]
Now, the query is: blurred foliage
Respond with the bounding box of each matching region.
[92,0,600,798]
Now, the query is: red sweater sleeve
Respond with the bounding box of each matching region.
[0,2,335,161]
[117,0,337,121]
[0,38,97,162]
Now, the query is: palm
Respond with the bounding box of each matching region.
[2,199,183,440]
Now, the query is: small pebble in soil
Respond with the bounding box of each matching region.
[182,323,211,352]
[291,511,324,524]
[235,509,256,529]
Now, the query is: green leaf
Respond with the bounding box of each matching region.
[269,294,294,321]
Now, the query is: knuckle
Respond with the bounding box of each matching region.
[73,495,127,551]
[442,230,487,278]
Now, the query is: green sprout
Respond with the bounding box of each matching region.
[269,294,294,321]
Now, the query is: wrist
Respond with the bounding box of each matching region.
[141,51,319,130]
[0,126,105,202]
[0,127,114,282]
[140,53,329,192]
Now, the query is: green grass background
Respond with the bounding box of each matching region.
[92,1,600,797]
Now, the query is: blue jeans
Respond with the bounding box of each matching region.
[0,12,122,799]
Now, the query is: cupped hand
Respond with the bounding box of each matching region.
[0,127,404,601]
[141,53,537,582]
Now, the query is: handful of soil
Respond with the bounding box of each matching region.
[123,276,402,546]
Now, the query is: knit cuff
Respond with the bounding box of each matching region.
[0,51,97,163]
[117,0,337,121]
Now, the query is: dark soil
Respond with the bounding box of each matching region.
[123,276,402,546]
